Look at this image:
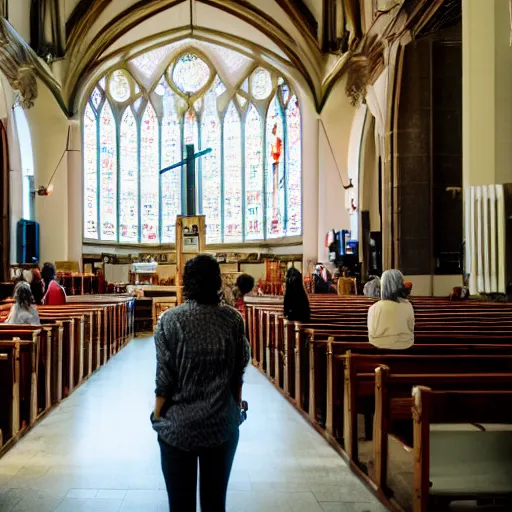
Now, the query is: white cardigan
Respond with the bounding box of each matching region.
[367,299,414,349]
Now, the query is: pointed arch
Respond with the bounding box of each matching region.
[266,93,285,238]
[99,100,117,241]
[245,103,263,240]
[119,107,139,242]
[83,103,98,239]
[286,95,302,236]
[223,102,242,243]
[161,86,182,243]
[140,102,159,243]
[201,88,222,243]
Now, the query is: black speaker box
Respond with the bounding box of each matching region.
[17,219,39,264]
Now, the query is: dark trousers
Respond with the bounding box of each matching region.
[159,431,239,512]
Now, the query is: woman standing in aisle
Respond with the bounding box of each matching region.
[151,254,250,512]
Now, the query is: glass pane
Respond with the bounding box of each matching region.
[109,70,131,102]
[251,67,272,100]
[286,96,302,236]
[91,87,102,110]
[161,87,182,243]
[266,94,285,238]
[172,54,210,94]
[223,102,242,243]
[140,103,160,243]
[119,108,139,243]
[245,103,263,240]
[183,109,199,216]
[201,90,221,243]
[99,101,117,240]
[83,104,98,239]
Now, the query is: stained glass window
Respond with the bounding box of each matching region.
[140,103,159,243]
[99,101,117,241]
[286,96,302,236]
[84,47,302,245]
[83,104,98,238]
[223,102,242,242]
[201,89,222,243]
[251,68,272,100]
[109,70,131,102]
[245,104,263,240]
[119,108,139,242]
[161,87,182,243]
[266,94,285,238]
[172,54,210,94]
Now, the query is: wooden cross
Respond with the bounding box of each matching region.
[160,144,212,216]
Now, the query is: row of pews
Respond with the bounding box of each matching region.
[0,295,135,455]
[245,295,512,512]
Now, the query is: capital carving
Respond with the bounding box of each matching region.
[0,19,39,109]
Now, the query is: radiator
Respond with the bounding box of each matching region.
[465,184,512,295]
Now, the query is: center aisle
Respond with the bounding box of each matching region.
[0,336,387,512]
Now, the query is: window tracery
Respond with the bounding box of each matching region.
[83,47,302,244]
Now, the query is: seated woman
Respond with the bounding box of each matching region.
[367,269,414,349]
[41,262,66,305]
[284,268,310,322]
[6,282,41,325]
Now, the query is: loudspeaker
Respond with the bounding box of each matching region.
[17,219,39,264]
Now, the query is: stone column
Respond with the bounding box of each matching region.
[67,120,82,268]
[463,0,512,188]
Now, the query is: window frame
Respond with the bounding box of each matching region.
[82,46,303,247]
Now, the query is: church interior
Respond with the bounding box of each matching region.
[0,0,511,511]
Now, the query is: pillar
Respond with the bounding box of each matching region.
[463,0,512,188]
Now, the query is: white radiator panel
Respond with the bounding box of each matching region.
[465,184,507,295]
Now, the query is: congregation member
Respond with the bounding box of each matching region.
[283,267,310,322]
[234,273,255,318]
[41,262,67,305]
[30,268,45,305]
[363,276,381,298]
[312,263,333,293]
[151,254,250,512]
[6,281,40,325]
[367,269,414,349]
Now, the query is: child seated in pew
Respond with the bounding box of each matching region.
[6,282,40,325]
[234,274,255,319]
[367,269,414,349]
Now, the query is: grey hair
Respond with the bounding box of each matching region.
[363,277,381,298]
[380,269,408,302]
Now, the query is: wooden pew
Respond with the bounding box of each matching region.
[373,375,512,511]
[0,336,39,445]
[343,353,512,464]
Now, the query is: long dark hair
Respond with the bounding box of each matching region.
[183,254,222,305]
[41,262,57,291]
[284,268,310,322]
[14,281,34,310]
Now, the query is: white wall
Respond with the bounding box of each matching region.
[317,77,355,262]
[25,79,70,263]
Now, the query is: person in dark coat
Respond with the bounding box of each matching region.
[283,268,310,323]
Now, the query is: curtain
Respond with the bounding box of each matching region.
[0,121,9,282]
[30,0,64,61]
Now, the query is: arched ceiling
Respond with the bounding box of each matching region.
[63,0,327,114]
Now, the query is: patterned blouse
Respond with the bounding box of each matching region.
[152,300,251,450]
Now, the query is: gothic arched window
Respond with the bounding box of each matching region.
[83,47,302,244]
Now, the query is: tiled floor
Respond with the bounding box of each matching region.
[0,336,388,512]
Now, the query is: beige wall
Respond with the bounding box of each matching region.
[25,79,70,264]
[318,78,354,262]
[463,0,512,187]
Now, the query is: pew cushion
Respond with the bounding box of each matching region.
[430,431,512,497]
